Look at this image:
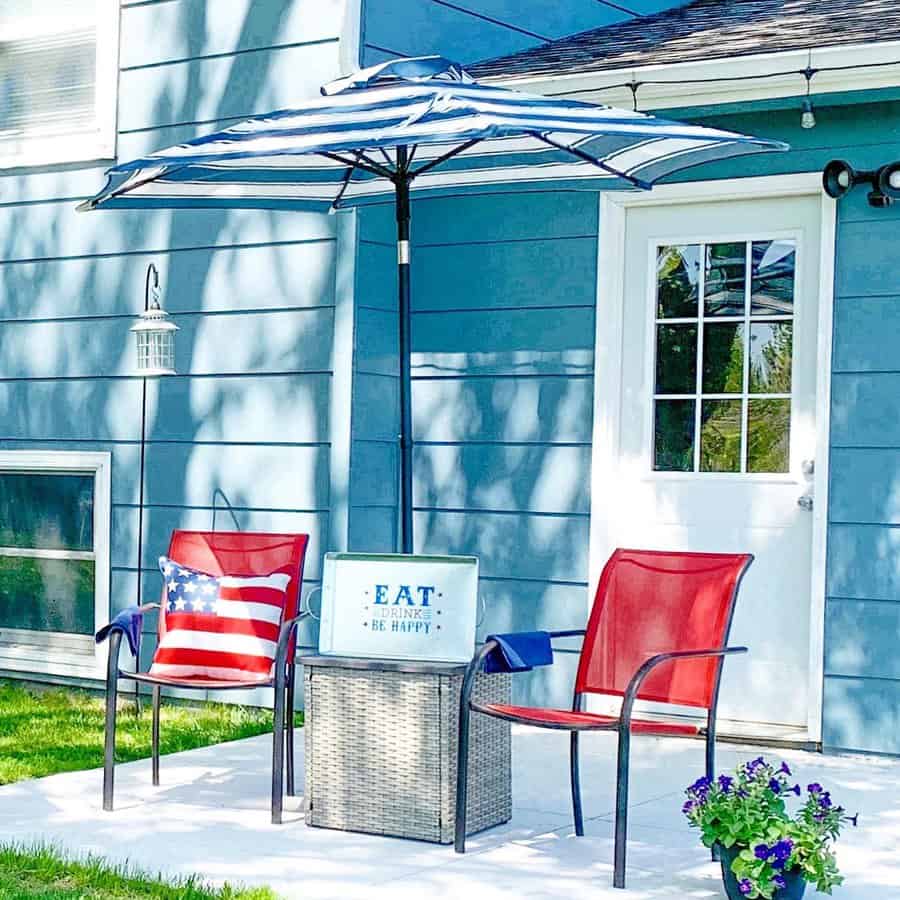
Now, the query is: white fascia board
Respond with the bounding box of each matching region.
[487,39,900,111]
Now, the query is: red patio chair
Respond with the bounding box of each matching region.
[101,530,309,823]
[454,548,753,889]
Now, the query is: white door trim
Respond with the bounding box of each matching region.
[590,173,836,743]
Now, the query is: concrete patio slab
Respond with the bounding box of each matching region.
[0,727,896,899]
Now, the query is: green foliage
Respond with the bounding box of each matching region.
[683,757,856,899]
[0,843,277,899]
[0,680,278,785]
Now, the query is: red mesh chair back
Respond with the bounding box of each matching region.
[575,549,752,709]
[160,530,309,663]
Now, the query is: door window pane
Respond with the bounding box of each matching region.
[703,322,744,393]
[0,473,93,550]
[655,324,697,394]
[705,242,746,316]
[652,236,797,475]
[751,240,795,315]
[657,245,700,318]
[700,400,742,472]
[0,557,95,634]
[749,322,793,393]
[748,399,791,472]
[654,400,695,471]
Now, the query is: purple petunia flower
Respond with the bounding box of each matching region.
[682,800,695,814]
[687,775,713,803]
[769,778,781,794]
[779,762,792,776]
[791,784,802,796]
[773,874,787,890]
[770,838,794,870]
[718,775,734,793]
[819,791,833,809]
[754,843,770,860]
[848,813,859,827]
[745,756,766,774]
[739,879,753,895]
[808,782,823,794]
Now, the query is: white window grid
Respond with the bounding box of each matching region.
[653,240,794,474]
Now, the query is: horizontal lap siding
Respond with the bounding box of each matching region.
[0,1,349,690]
[349,231,399,552]
[825,118,900,753]
[405,192,598,706]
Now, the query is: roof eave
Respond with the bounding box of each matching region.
[476,38,900,112]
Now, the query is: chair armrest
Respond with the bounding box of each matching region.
[620,647,747,727]
[274,612,309,670]
[549,629,586,640]
[459,639,500,713]
[459,629,584,711]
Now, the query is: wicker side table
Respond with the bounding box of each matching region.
[301,655,511,843]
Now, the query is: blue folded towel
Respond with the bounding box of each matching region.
[483,631,553,673]
[95,606,143,658]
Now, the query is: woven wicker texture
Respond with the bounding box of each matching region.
[304,665,511,843]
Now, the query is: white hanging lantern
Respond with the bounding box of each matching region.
[132,263,178,376]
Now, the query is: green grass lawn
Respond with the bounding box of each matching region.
[0,844,277,899]
[0,682,284,897]
[0,679,277,784]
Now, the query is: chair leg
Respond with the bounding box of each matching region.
[454,699,473,853]
[613,727,631,890]
[271,666,287,824]
[706,712,718,861]
[151,684,161,787]
[286,663,296,797]
[102,633,121,812]
[570,730,584,836]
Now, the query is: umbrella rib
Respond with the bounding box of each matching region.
[320,150,395,181]
[532,132,652,190]
[330,152,361,211]
[410,138,481,178]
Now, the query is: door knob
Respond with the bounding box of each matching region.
[798,494,814,511]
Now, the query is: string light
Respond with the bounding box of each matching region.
[544,52,900,127]
[801,52,817,129]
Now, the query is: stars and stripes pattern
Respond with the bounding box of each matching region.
[149,556,291,682]
[79,56,786,213]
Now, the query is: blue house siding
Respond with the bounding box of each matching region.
[359,0,692,65]
[0,0,352,691]
[365,192,600,706]
[347,211,401,552]
[822,194,900,754]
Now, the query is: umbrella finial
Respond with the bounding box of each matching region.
[322,55,470,96]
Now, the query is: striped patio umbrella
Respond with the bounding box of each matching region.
[81,55,788,553]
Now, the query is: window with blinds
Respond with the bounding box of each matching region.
[0,0,118,167]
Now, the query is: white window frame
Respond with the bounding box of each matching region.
[0,450,111,680]
[0,0,119,170]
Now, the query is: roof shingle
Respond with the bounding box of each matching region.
[469,0,900,81]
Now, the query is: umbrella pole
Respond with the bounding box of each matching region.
[396,149,414,554]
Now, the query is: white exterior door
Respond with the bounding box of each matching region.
[592,188,830,735]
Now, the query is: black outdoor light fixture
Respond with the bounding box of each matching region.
[823,159,900,207]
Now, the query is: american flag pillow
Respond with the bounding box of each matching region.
[149,556,292,682]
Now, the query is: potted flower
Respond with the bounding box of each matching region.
[682,756,857,899]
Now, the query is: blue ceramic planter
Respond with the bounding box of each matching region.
[716,844,807,900]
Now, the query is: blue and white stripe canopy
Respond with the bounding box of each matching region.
[81,56,787,212]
